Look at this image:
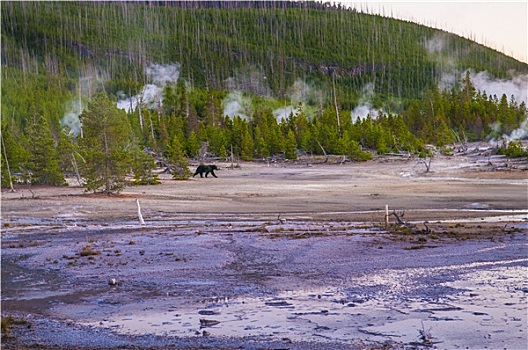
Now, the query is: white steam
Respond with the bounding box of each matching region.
[424,34,459,91]
[146,64,180,86]
[61,75,103,136]
[351,103,380,124]
[287,79,323,106]
[117,63,181,113]
[273,106,299,122]
[62,100,83,136]
[271,79,322,122]
[424,33,447,53]
[424,33,527,141]
[351,82,384,123]
[469,70,528,104]
[469,70,528,142]
[509,119,528,141]
[225,66,271,97]
[222,91,252,121]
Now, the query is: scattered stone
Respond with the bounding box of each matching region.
[265,300,293,307]
[473,311,488,316]
[199,319,220,327]
[198,310,220,316]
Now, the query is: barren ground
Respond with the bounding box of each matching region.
[1,150,527,349]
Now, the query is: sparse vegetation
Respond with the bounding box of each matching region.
[79,245,101,257]
[1,316,29,338]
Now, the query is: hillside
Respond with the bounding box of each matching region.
[1,1,527,189]
[2,1,526,103]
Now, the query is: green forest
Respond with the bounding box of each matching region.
[1,1,527,192]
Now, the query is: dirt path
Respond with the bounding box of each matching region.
[2,154,527,349]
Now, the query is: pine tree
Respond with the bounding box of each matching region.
[285,130,298,160]
[132,149,160,185]
[186,131,200,158]
[79,92,133,194]
[240,126,254,161]
[26,115,66,186]
[253,126,269,158]
[170,135,191,180]
[1,121,30,188]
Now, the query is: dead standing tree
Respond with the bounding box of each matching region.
[416,156,432,173]
[198,142,209,164]
[452,129,468,153]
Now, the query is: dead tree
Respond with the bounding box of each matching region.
[1,131,15,192]
[452,129,468,153]
[136,198,145,225]
[416,157,432,173]
[315,139,329,163]
[390,210,432,234]
[199,142,209,164]
[422,222,431,234]
[390,210,407,226]
[70,153,82,186]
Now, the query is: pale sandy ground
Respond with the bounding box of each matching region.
[1,150,527,349]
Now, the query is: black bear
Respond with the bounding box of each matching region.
[193,164,218,178]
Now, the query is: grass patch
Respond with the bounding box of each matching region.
[79,245,100,257]
[404,244,426,250]
[1,316,29,338]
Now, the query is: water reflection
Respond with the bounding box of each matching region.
[86,263,526,347]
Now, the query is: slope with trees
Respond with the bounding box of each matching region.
[1,1,527,192]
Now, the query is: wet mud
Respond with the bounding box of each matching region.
[2,218,527,349]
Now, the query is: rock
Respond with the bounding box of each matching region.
[199,319,220,327]
[265,300,293,307]
[198,310,220,316]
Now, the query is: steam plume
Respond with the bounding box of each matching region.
[62,100,83,136]
[271,80,322,122]
[117,63,181,113]
[273,106,299,122]
[61,75,102,136]
[469,70,528,104]
[351,82,384,123]
[222,91,251,120]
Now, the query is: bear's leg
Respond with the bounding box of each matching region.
[211,170,217,178]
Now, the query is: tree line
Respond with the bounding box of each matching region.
[1,1,527,192]
[1,69,526,192]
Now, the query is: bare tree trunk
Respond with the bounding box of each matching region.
[390,210,406,226]
[138,95,144,131]
[70,153,82,186]
[230,144,234,169]
[1,131,15,192]
[136,198,145,225]
[315,139,329,163]
[199,142,209,164]
[332,73,341,133]
[417,157,432,173]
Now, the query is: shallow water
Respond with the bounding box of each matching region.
[83,260,527,348]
